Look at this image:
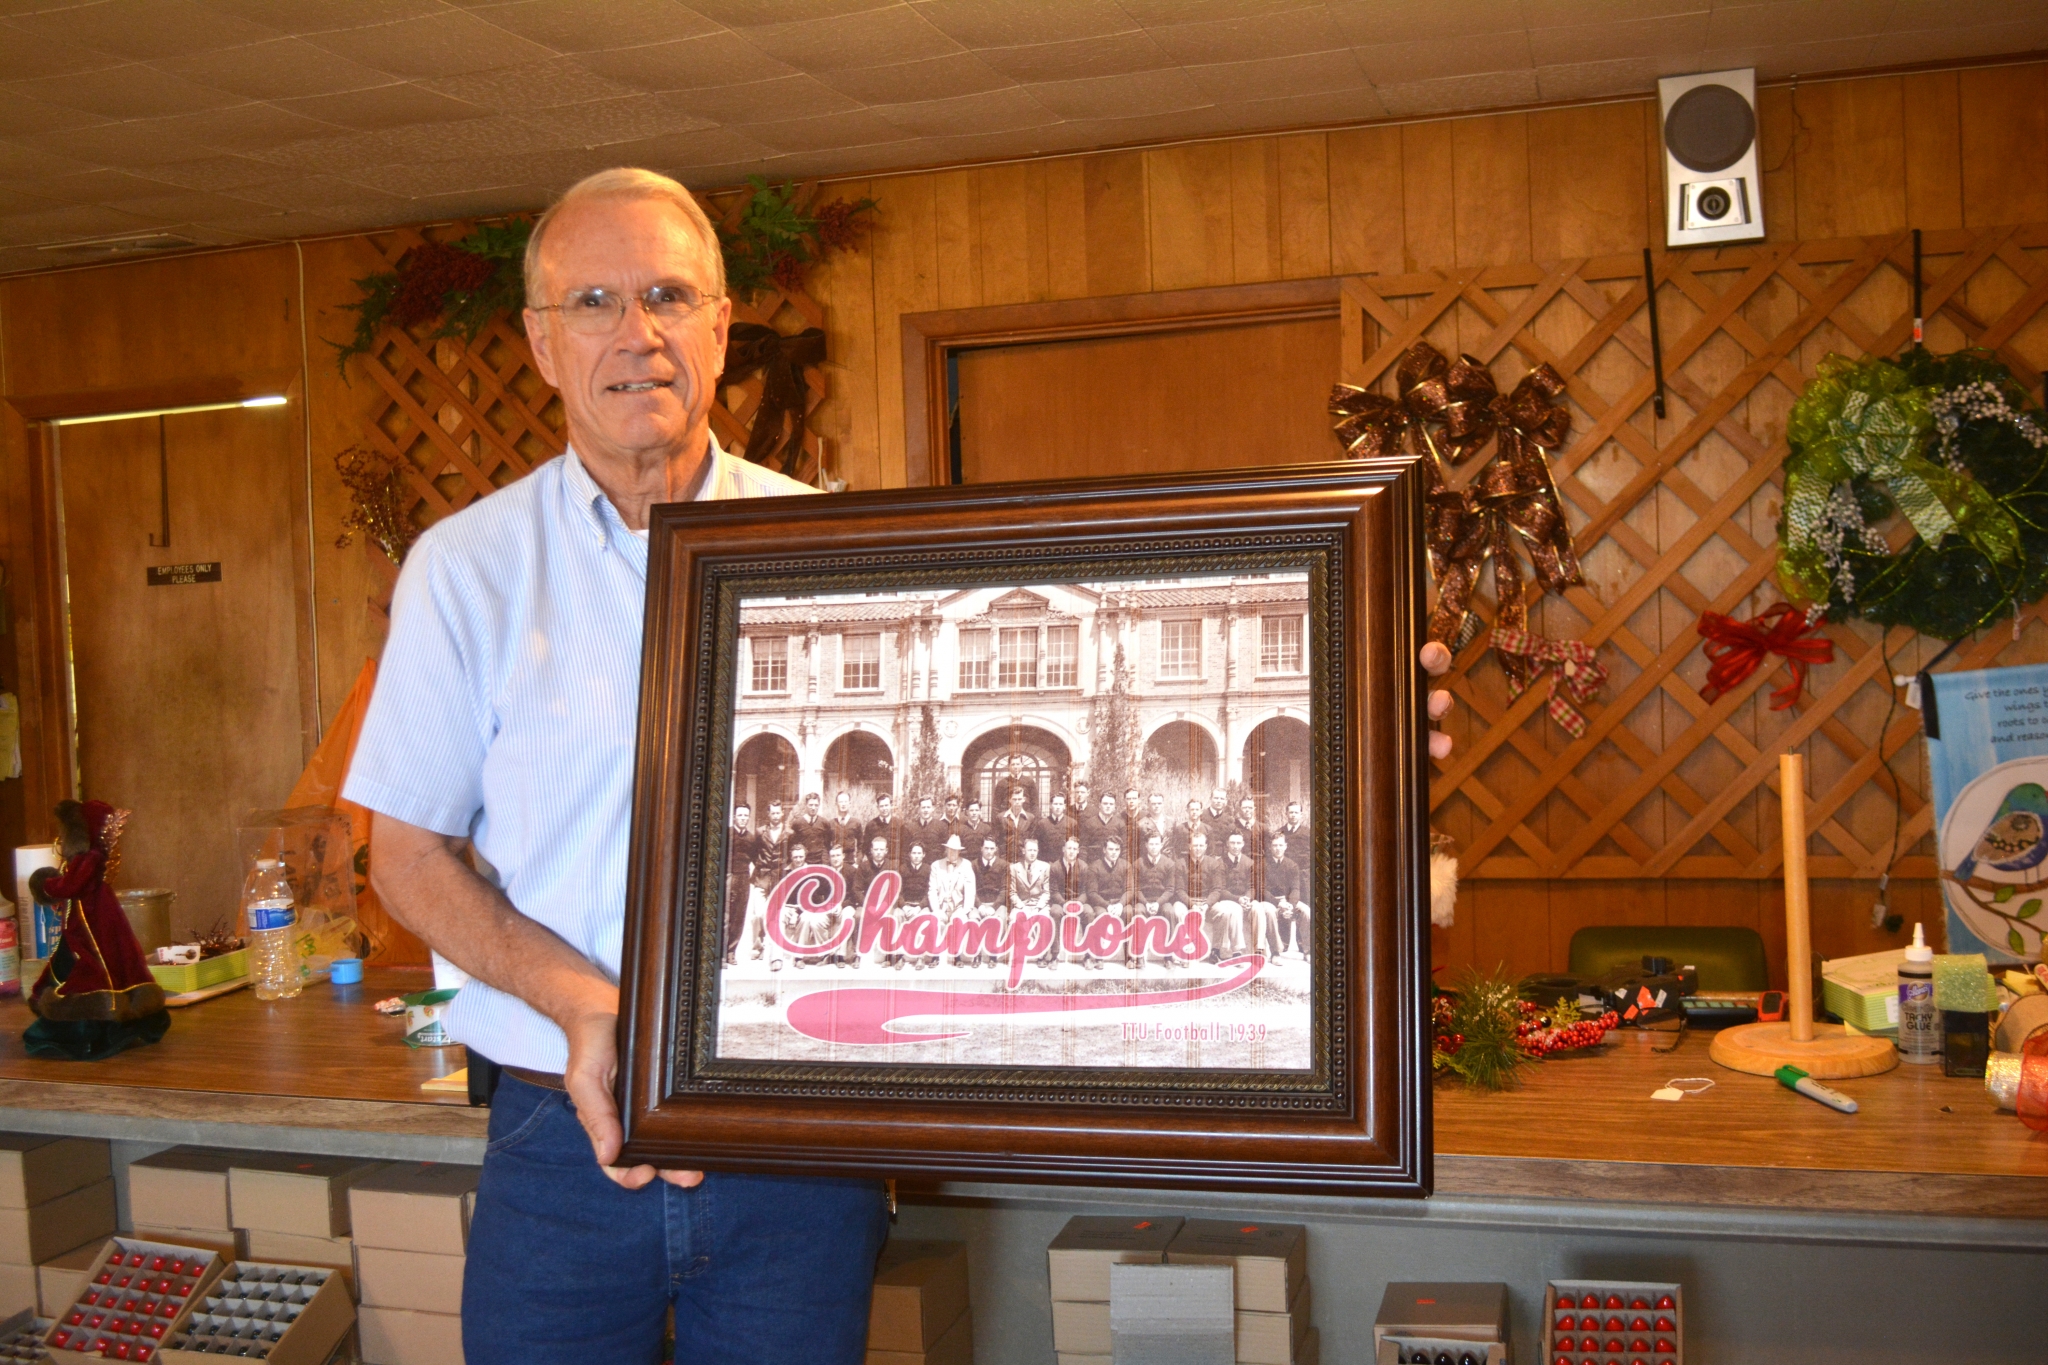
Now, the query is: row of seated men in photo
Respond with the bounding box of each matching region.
[725,788,1312,972]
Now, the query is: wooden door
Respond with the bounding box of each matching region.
[954,316,1341,484]
[57,406,308,938]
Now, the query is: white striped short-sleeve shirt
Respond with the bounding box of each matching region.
[343,440,816,1071]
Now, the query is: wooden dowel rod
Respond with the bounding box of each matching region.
[1780,752,1814,1042]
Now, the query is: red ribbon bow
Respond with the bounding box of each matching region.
[1696,603,1835,711]
[1488,627,1607,739]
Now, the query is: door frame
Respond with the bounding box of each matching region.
[3,372,314,838]
[899,277,1343,487]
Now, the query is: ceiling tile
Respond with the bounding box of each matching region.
[101,187,282,221]
[1532,54,1679,102]
[1051,104,1243,148]
[1526,13,1713,66]
[5,0,282,62]
[0,139,99,182]
[518,94,719,146]
[816,51,1013,104]
[1181,49,1369,104]
[0,89,113,136]
[0,20,132,80]
[1864,17,2048,66]
[1522,0,1703,27]
[419,58,645,110]
[1213,83,1391,131]
[742,6,964,73]
[399,184,552,221]
[233,172,416,212]
[742,107,918,153]
[275,82,490,130]
[657,72,863,122]
[1703,1,1883,48]
[150,102,346,153]
[1024,67,1210,121]
[1353,31,1533,85]
[1119,0,1318,23]
[303,11,561,80]
[551,124,777,172]
[1323,0,1532,48]
[1144,8,1350,66]
[154,37,395,101]
[25,166,202,205]
[127,152,289,191]
[907,0,1135,48]
[0,186,67,216]
[682,0,900,27]
[1888,0,2046,27]
[5,63,244,119]
[466,0,721,52]
[191,0,447,34]
[975,31,1177,83]
[869,84,1057,137]
[1376,67,1541,116]
[12,120,212,169]
[338,153,552,198]
[1690,35,1876,79]
[575,32,800,92]
[0,201,161,246]
[196,207,356,238]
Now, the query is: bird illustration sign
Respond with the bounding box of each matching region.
[1929,665,2048,964]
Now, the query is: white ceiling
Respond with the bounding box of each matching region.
[2,0,2044,275]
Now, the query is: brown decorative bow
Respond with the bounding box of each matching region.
[1332,341,1583,695]
[719,322,826,475]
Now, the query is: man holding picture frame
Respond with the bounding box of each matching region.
[347,167,1456,1364]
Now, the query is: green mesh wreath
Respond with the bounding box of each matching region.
[1776,349,2048,641]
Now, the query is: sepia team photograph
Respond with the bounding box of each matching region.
[708,570,1321,1072]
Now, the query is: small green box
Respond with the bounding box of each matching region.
[149,949,249,994]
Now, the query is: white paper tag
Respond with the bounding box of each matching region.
[1651,1087,1685,1101]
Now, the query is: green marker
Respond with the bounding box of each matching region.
[1774,1064,1857,1113]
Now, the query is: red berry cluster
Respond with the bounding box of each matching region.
[1518,1006,1620,1057]
[1430,993,1464,1057]
[391,241,498,329]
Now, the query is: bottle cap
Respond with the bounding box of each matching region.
[1905,921,1933,964]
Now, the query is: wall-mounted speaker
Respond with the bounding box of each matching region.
[1658,68,1764,247]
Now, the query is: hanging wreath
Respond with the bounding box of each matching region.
[1777,348,2048,640]
[333,180,874,371]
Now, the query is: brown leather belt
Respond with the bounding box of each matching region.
[504,1066,567,1092]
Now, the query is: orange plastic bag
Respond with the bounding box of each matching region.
[286,659,428,966]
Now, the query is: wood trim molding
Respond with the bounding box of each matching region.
[900,277,1343,487]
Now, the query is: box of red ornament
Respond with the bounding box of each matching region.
[1544,1279,1682,1365]
[158,1261,353,1364]
[43,1237,225,1360]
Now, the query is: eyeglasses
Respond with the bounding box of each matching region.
[533,283,723,334]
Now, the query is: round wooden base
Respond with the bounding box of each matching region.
[1708,1021,1901,1078]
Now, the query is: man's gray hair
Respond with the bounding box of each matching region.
[523,167,724,305]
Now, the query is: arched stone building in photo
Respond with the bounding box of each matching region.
[730,573,1312,819]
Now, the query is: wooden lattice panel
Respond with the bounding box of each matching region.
[352,208,834,544]
[1341,224,2048,880]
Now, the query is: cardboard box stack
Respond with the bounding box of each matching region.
[226,1155,384,1292]
[866,1240,970,1365]
[1046,1215,1182,1365]
[1109,1263,1235,1365]
[1164,1221,1315,1365]
[348,1162,478,1365]
[0,1134,115,1319]
[126,1148,242,1261]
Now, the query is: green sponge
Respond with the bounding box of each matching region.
[1933,953,1997,1012]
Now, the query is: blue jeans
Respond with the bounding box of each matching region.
[463,1075,891,1363]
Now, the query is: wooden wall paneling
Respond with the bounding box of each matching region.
[1145,142,1235,291]
[1328,124,1404,277]
[972,162,1049,306]
[1791,76,1907,240]
[933,170,985,311]
[1274,133,1333,280]
[1401,121,1457,271]
[1528,102,1651,261]
[1451,113,1533,268]
[1902,69,1965,231]
[1959,63,2048,228]
[1081,152,1150,296]
[804,179,883,492]
[1227,138,1282,284]
[870,173,941,489]
[1755,83,1798,244]
[1043,157,1092,301]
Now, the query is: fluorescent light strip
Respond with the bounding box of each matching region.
[51,394,288,426]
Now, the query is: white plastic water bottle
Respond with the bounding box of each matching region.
[243,858,302,1001]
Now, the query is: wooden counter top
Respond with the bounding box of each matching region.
[0,976,2038,1217]
[0,967,487,1142]
[1433,1028,2048,1217]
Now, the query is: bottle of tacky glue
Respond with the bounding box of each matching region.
[1897,922,1940,1064]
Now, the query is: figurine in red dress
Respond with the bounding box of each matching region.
[24,800,169,1059]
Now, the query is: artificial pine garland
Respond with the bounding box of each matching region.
[1777,348,2048,639]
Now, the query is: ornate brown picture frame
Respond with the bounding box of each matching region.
[617,459,1431,1195]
